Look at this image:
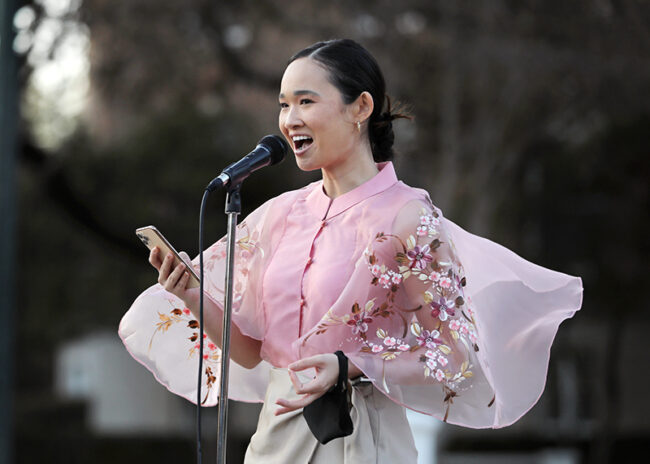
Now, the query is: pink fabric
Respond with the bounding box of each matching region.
[119,162,583,428]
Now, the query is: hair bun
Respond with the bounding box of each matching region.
[381,95,412,122]
[379,111,395,123]
[368,96,413,162]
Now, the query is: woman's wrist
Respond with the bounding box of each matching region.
[347,359,363,379]
[334,352,362,380]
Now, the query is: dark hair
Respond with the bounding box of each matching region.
[288,39,410,163]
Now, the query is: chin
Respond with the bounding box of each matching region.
[294,157,321,173]
[295,164,320,173]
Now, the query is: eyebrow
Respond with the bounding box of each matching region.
[278,90,321,99]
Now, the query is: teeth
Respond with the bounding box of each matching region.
[292,135,312,142]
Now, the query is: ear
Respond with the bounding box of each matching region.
[352,91,374,123]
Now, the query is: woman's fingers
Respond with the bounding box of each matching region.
[288,354,325,372]
[294,379,328,395]
[274,406,293,415]
[275,354,343,414]
[289,353,339,394]
[274,392,323,415]
[178,251,200,277]
[176,270,190,291]
[290,370,327,395]
[288,369,303,393]
[164,260,187,292]
[158,253,173,283]
[288,370,327,395]
[179,251,193,267]
[149,247,163,270]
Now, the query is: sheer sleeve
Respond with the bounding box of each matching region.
[118,198,279,405]
[296,197,582,428]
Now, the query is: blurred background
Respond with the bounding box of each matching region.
[1,0,649,463]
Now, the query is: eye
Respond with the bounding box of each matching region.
[279,102,288,109]
[300,98,313,105]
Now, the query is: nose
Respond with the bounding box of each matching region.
[281,106,303,131]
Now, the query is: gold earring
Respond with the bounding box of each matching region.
[356,121,361,132]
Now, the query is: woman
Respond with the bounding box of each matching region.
[119,39,583,463]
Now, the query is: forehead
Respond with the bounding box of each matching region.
[279,58,336,97]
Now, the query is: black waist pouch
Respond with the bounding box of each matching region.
[302,351,354,444]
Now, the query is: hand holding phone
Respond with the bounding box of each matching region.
[136,226,201,288]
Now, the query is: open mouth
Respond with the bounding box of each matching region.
[292,135,313,153]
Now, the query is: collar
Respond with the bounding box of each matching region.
[305,162,398,220]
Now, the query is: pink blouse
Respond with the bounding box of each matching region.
[119,162,583,428]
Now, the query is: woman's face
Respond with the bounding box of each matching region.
[278,58,358,172]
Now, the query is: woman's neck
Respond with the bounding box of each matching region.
[321,146,379,199]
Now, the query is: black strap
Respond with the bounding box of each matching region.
[334,350,348,392]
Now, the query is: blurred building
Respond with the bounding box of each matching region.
[55,331,192,435]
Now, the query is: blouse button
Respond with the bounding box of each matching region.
[300,299,305,307]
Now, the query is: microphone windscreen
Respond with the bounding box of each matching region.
[258,135,289,166]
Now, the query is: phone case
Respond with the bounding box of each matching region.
[135,226,201,288]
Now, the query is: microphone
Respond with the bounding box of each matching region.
[206,135,289,192]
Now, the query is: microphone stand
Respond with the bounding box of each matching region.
[216,183,241,464]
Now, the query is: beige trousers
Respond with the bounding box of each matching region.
[244,368,418,464]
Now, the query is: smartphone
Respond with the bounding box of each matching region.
[135,226,201,288]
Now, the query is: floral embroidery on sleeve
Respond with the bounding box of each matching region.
[147,223,264,404]
[306,205,480,420]
[148,297,220,404]
[203,221,264,309]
